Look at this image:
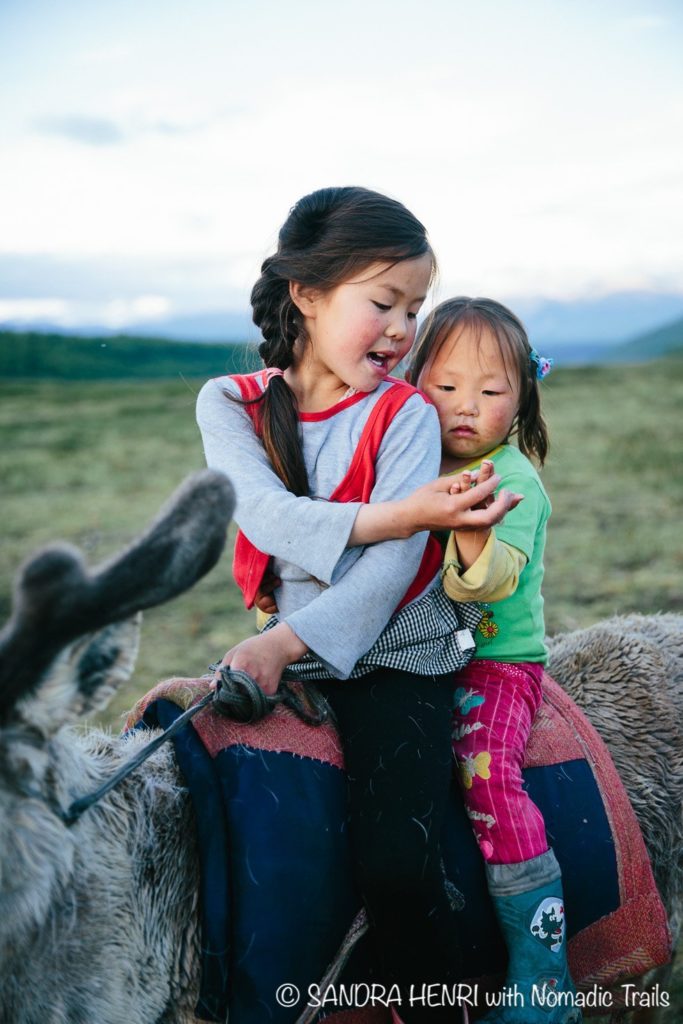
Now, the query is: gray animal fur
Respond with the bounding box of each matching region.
[547,614,683,946]
[0,470,233,1024]
[0,471,680,1024]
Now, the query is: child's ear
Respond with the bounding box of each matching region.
[289,281,319,318]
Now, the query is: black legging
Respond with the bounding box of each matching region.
[318,668,464,1024]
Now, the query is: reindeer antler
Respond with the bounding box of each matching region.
[0,470,235,718]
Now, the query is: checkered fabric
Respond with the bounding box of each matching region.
[269,587,482,681]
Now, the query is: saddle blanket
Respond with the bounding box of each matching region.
[127,671,671,1023]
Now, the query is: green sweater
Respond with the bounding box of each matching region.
[453,445,551,664]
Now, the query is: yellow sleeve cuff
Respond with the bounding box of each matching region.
[255,608,272,632]
[442,531,527,602]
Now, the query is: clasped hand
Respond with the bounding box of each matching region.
[397,459,523,535]
[212,621,307,696]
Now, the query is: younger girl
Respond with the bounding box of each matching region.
[196,189,514,1023]
[409,297,580,1024]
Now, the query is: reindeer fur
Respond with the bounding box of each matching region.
[547,614,683,945]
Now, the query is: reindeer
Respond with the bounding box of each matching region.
[0,472,680,1024]
[0,471,231,1024]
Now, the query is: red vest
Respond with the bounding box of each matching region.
[231,371,443,611]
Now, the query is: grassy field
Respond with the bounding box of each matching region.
[1,359,681,1014]
[2,358,681,721]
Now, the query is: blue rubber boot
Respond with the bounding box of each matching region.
[478,850,581,1024]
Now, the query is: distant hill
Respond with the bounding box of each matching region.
[125,310,259,343]
[515,290,683,346]
[531,340,612,366]
[4,290,683,349]
[0,310,258,345]
[0,330,259,380]
[3,313,683,382]
[607,315,683,362]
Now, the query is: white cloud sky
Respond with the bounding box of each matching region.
[0,0,681,327]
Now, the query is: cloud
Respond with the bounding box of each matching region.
[30,112,216,146]
[76,43,136,66]
[0,253,252,329]
[31,115,127,146]
[0,294,172,331]
[101,295,170,329]
[619,15,668,30]
[0,298,70,322]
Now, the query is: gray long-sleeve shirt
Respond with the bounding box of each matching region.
[196,375,441,678]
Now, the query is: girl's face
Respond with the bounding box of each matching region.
[292,254,432,397]
[419,324,520,471]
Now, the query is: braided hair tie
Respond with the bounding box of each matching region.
[265,367,286,384]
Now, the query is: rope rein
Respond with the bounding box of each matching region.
[60,665,331,826]
[59,664,369,1019]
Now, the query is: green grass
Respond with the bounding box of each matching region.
[539,360,683,632]
[2,361,681,717]
[0,376,255,724]
[1,362,681,1015]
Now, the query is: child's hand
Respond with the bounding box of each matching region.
[447,460,520,521]
[448,459,495,501]
[254,569,281,615]
[348,465,523,546]
[212,622,307,696]
[399,469,523,534]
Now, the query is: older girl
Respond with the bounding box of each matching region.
[197,189,514,1023]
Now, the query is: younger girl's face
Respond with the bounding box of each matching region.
[418,324,520,471]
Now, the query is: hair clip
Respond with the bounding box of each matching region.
[530,349,553,380]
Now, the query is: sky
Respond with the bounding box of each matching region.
[1,0,682,333]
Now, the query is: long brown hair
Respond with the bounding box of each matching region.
[409,297,549,465]
[245,186,435,495]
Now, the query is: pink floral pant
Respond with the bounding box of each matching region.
[451,659,549,865]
